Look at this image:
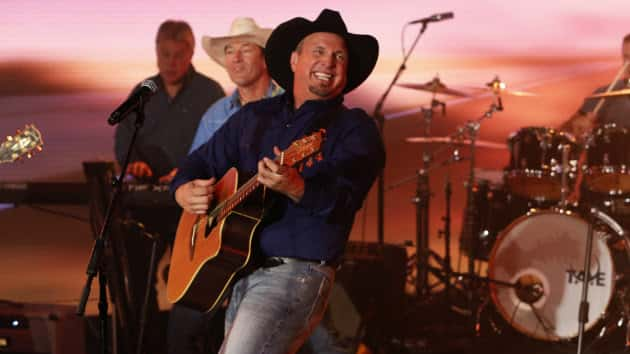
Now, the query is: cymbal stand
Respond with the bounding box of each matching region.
[438,149,462,302]
[462,82,504,278]
[413,98,444,296]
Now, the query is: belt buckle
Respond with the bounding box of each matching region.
[263,257,285,268]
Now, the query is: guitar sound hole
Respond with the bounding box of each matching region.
[204,217,216,239]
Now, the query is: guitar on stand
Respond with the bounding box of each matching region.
[0,124,43,164]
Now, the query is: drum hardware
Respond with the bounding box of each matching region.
[462,76,504,279]
[559,143,572,208]
[585,61,630,102]
[408,76,506,306]
[390,73,484,296]
[576,207,611,354]
[388,83,454,296]
[405,136,506,149]
[397,76,470,98]
[395,75,506,314]
[587,87,630,99]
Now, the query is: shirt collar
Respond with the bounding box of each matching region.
[155,65,195,90]
[228,81,283,110]
[154,65,196,101]
[281,92,344,112]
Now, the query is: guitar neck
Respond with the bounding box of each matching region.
[206,131,323,222]
[211,174,261,221]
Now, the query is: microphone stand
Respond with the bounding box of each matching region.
[77,98,147,354]
[373,22,429,245]
[576,208,598,354]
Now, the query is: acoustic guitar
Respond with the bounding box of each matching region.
[167,130,325,312]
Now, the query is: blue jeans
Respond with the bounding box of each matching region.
[220,260,335,354]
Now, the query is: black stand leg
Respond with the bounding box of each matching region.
[98,270,109,354]
[414,170,430,296]
[576,208,596,354]
[136,236,160,354]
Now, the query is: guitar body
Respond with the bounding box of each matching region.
[167,167,265,312]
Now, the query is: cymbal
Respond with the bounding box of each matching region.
[464,85,537,97]
[405,136,506,149]
[397,77,470,97]
[587,88,630,99]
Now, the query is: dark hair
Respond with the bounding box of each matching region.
[624,33,630,44]
[156,20,194,50]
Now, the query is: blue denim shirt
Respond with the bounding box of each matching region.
[172,93,385,262]
[189,82,282,153]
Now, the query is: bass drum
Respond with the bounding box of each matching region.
[487,208,629,344]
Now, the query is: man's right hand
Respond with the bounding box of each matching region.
[126,161,154,179]
[174,178,216,214]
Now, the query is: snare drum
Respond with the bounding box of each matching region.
[584,124,630,193]
[505,127,578,200]
[488,208,628,342]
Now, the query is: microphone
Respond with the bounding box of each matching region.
[108,79,158,125]
[408,12,454,25]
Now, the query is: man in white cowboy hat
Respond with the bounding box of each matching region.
[168,17,281,354]
[171,8,384,354]
[189,17,282,152]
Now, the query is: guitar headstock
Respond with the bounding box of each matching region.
[0,124,44,164]
[282,129,326,166]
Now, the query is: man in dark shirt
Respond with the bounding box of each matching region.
[171,9,384,354]
[115,20,225,183]
[112,19,224,353]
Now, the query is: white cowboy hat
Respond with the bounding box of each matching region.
[201,17,273,67]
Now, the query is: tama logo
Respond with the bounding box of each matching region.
[566,269,606,287]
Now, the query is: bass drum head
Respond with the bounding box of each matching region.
[488,210,615,341]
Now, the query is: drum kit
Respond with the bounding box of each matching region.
[394,69,630,353]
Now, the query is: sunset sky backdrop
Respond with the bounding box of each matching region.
[2,0,629,95]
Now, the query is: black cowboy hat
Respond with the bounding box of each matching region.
[265,8,379,94]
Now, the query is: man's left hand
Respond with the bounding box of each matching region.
[257,146,305,203]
